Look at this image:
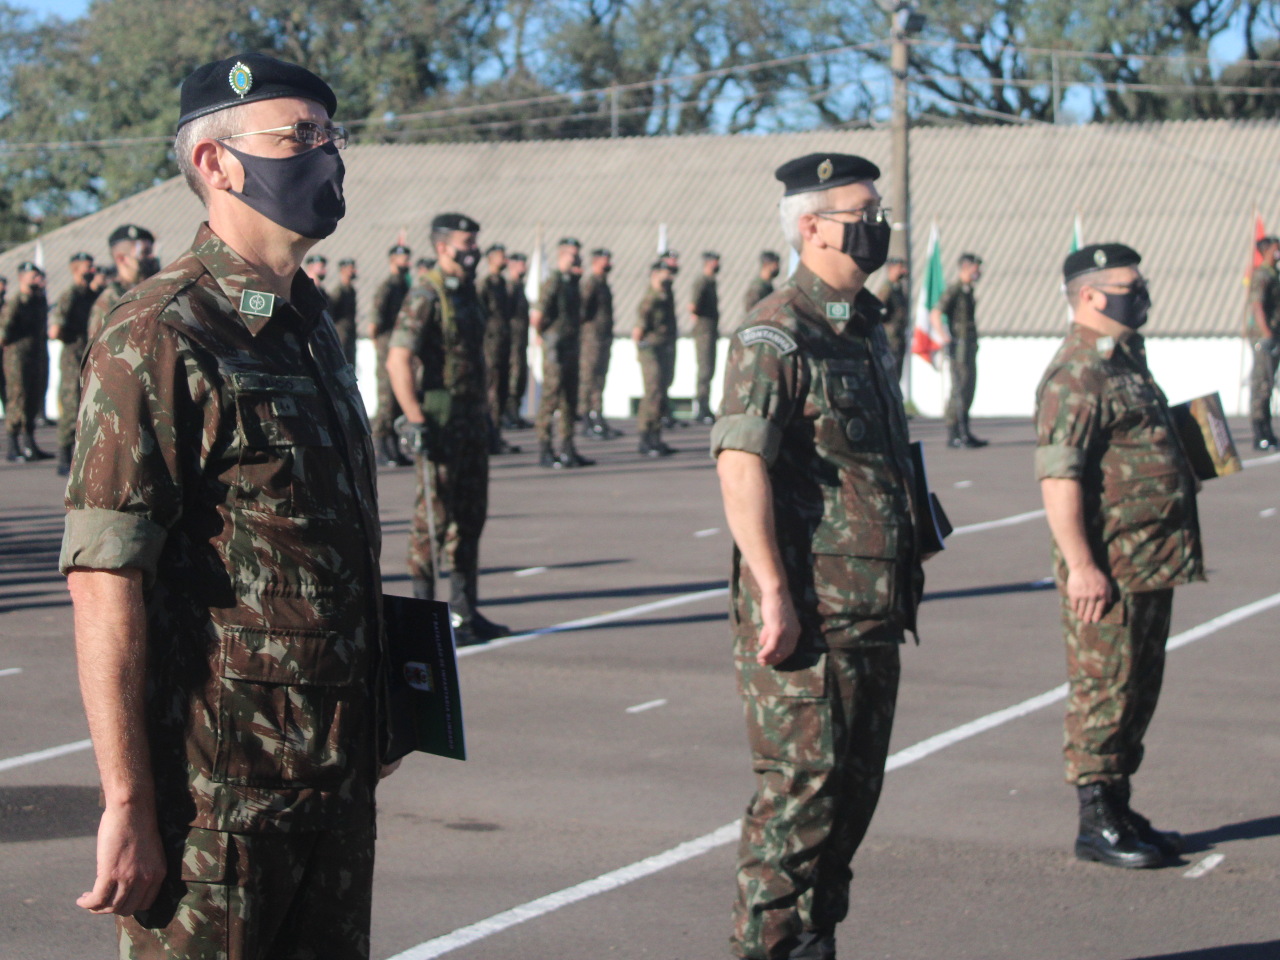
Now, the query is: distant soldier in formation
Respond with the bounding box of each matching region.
[876,257,910,383]
[744,249,781,315]
[304,253,330,311]
[505,252,532,429]
[533,237,593,469]
[387,212,508,645]
[87,224,159,341]
[689,250,721,425]
[714,153,921,960]
[657,249,681,427]
[329,257,359,365]
[2,262,51,461]
[49,251,98,474]
[414,256,435,289]
[1037,243,1200,870]
[370,243,413,465]
[579,247,621,439]
[932,252,986,448]
[634,259,678,458]
[0,274,6,413]
[1246,235,1279,450]
[479,243,518,454]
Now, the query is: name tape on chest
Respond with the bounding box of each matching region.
[738,325,798,355]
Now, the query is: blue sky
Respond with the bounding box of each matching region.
[27,0,89,19]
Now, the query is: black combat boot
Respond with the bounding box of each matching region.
[787,929,836,960]
[582,411,606,439]
[1112,779,1183,859]
[598,416,622,439]
[638,430,665,458]
[946,421,964,449]
[960,414,988,448]
[1253,420,1278,451]
[695,400,716,425]
[55,444,73,477]
[538,441,558,469]
[6,429,22,462]
[447,579,481,647]
[556,439,594,468]
[21,430,52,461]
[1075,782,1163,868]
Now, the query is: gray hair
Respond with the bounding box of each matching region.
[174,105,250,204]
[778,189,831,253]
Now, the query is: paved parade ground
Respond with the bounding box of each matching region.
[1,416,1278,960]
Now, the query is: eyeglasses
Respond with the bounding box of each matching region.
[217,121,348,150]
[815,206,890,225]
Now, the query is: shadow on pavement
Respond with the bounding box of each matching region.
[0,785,101,843]
[1181,815,1280,855]
[923,579,1055,602]
[1124,943,1280,960]
[479,579,728,608]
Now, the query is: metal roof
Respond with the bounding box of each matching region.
[6,119,1279,338]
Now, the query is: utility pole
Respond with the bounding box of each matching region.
[889,3,925,400]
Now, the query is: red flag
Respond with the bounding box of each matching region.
[912,325,942,369]
[1249,212,1266,275]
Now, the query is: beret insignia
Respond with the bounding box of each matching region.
[739,325,798,355]
[228,61,254,98]
[1093,248,1107,268]
[817,158,833,182]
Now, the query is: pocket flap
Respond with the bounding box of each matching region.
[221,627,357,685]
[179,827,231,883]
[811,518,900,559]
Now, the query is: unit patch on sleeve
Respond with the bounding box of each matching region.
[738,325,798,355]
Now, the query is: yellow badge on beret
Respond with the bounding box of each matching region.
[817,158,834,183]
[1093,248,1108,268]
[229,61,254,99]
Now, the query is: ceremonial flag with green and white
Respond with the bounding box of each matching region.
[912,223,944,368]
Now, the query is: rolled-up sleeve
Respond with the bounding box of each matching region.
[1034,366,1098,481]
[710,323,796,467]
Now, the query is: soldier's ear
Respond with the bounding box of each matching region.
[192,139,238,195]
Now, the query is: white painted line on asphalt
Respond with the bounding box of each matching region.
[626,699,668,714]
[1184,853,1225,879]
[514,567,548,578]
[695,528,720,538]
[0,667,22,678]
[1242,452,1280,468]
[953,480,974,489]
[394,588,1280,959]
[950,508,1046,536]
[0,738,92,774]
[1261,508,1277,518]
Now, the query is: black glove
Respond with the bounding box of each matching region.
[394,415,438,461]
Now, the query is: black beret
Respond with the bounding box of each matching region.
[304,254,327,265]
[591,248,611,258]
[178,53,337,130]
[659,249,679,260]
[485,243,506,256]
[650,259,672,272]
[69,252,93,263]
[415,258,436,270]
[433,213,480,233]
[1257,236,1279,249]
[702,250,721,260]
[337,257,355,267]
[17,261,40,274]
[108,224,155,246]
[508,252,527,262]
[775,153,880,196]
[1063,243,1142,283]
[557,236,581,248]
[759,250,780,263]
[958,252,983,266]
[388,244,411,256]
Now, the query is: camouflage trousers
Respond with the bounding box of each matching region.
[1062,588,1173,786]
[485,327,511,429]
[118,821,374,960]
[732,644,900,960]
[1248,336,1278,425]
[577,333,611,416]
[57,339,85,448]
[536,340,580,443]
[945,336,978,431]
[332,318,357,367]
[409,417,490,597]
[371,332,401,440]
[657,340,676,420]
[636,345,665,434]
[4,340,42,433]
[693,319,717,406]
[507,320,530,420]
[885,329,906,385]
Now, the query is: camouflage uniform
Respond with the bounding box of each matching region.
[711,264,924,960]
[657,281,678,420]
[390,268,490,607]
[51,282,98,449]
[875,277,910,382]
[578,272,614,418]
[635,286,677,436]
[506,276,531,423]
[480,270,512,430]
[1247,262,1279,431]
[1034,323,1204,786]
[371,271,411,441]
[2,289,49,434]
[690,273,720,411]
[60,224,384,958]
[535,269,582,444]
[938,281,978,436]
[329,280,359,366]
[88,277,132,342]
[744,277,775,315]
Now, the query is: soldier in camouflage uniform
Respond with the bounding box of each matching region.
[387,213,508,645]
[1036,242,1204,870]
[533,237,594,468]
[633,259,678,457]
[48,251,98,474]
[744,250,782,315]
[2,262,52,461]
[579,248,621,439]
[87,224,160,342]
[713,154,924,960]
[0,275,6,415]
[304,253,330,311]
[505,252,532,429]
[657,248,682,427]
[1246,235,1279,450]
[479,243,518,454]
[369,243,413,465]
[690,250,722,425]
[61,53,391,959]
[875,257,909,382]
[931,253,986,448]
[329,257,359,365]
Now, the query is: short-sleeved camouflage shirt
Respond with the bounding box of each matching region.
[690,274,719,322]
[711,264,924,648]
[372,272,410,336]
[1034,323,1204,593]
[581,273,614,343]
[938,281,976,341]
[1248,263,1280,339]
[0,290,46,345]
[87,278,132,343]
[389,268,487,409]
[636,287,676,347]
[61,223,384,834]
[536,270,582,342]
[743,277,774,316]
[52,283,98,345]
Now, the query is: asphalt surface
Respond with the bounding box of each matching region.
[1,415,1278,960]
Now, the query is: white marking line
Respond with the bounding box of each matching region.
[953,480,974,489]
[0,738,92,774]
[514,567,548,578]
[1242,452,1280,468]
[1184,853,1226,879]
[625,698,668,714]
[950,508,1045,536]
[0,667,22,678]
[694,528,720,538]
[390,589,1280,960]
[1261,508,1277,518]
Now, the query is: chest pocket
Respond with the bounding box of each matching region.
[1108,373,1170,446]
[819,358,886,452]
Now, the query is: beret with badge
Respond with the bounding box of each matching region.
[557,236,581,248]
[108,224,155,246]
[177,52,337,130]
[338,257,355,267]
[69,252,93,263]
[388,244,411,256]
[432,213,480,233]
[775,153,881,195]
[591,248,611,258]
[1063,243,1141,283]
[508,252,527,263]
[485,243,506,255]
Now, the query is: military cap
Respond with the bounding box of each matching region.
[1063,243,1141,283]
[337,257,355,267]
[557,236,582,248]
[775,153,880,196]
[109,224,155,246]
[508,252,528,263]
[432,213,480,233]
[485,243,506,256]
[304,254,327,265]
[69,252,93,263]
[759,250,781,263]
[1257,235,1279,251]
[659,249,679,260]
[17,261,40,274]
[388,244,412,256]
[177,53,337,130]
[650,258,672,272]
[415,257,436,270]
[702,250,721,261]
[958,252,983,266]
[591,248,611,258]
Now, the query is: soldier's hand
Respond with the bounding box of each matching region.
[77,801,166,917]
[756,590,801,667]
[394,415,432,458]
[1066,563,1112,624]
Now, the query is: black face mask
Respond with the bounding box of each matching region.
[839,219,892,276]
[224,141,346,240]
[451,247,478,278]
[1100,281,1151,330]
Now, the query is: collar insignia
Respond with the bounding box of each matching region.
[826,302,851,321]
[229,62,254,99]
[1095,335,1115,358]
[240,289,275,318]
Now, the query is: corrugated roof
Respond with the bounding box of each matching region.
[5,120,1279,337]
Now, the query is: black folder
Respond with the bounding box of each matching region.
[910,441,953,554]
[382,594,467,763]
